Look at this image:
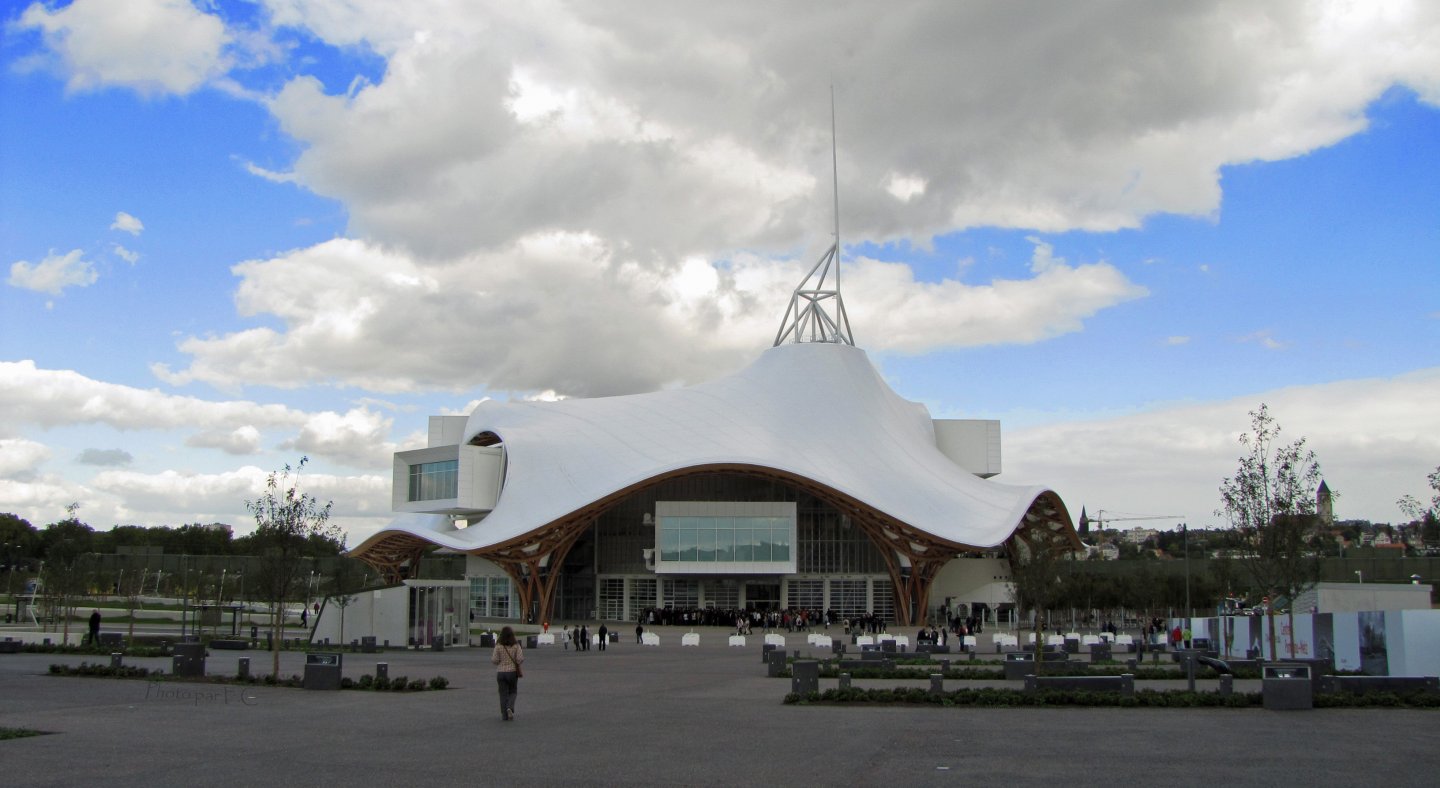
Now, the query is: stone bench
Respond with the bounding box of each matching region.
[1317,676,1440,695]
[1024,674,1135,697]
[209,639,249,650]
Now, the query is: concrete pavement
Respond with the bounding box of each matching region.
[1,625,1436,787]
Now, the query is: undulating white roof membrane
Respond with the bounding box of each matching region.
[353,343,1067,556]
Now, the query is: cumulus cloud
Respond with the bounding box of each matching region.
[185,426,263,455]
[280,407,399,467]
[151,235,1144,396]
[77,448,134,467]
[240,1,1440,261]
[88,466,391,535]
[0,362,400,467]
[1007,367,1440,527]
[8,249,98,295]
[0,360,304,432]
[110,211,144,235]
[18,0,229,95]
[0,438,51,479]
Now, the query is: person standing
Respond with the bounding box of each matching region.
[580,624,590,651]
[635,622,644,644]
[87,609,101,647]
[597,623,608,651]
[490,625,524,721]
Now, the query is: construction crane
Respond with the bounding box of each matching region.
[1089,510,1184,528]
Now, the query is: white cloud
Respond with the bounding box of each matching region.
[19,0,230,95]
[185,425,263,455]
[1007,367,1440,526]
[231,1,1440,262]
[112,244,140,264]
[280,408,398,467]
[110,211,144,235]
[7,249,98,295]
[88,466,391,534]
[1165,336,1191,346]
[0,438,51,479]
[152,235,1144,396]
[885,173,927,202]
[0,362,399,468]
[0,360,304,432]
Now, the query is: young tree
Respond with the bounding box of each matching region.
[1007,522,1078,675]
[245,458,337,678]
[1397,465,1440,545]
[324,557,371,647]
[1217,404,1325,658]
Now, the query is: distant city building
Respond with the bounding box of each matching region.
[1317,480,1334,527]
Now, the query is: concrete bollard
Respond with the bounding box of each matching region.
[839,673,851,690]
[376,662,388,681]
[929,673,944,695]
[238,657,250,680]
[1219,674,1233,697]
[940,659,951,674]
[110,653,123,669]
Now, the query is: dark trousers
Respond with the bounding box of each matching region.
[496,671,518,715]
[597,637,606,651]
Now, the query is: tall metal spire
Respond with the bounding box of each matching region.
[773,90,855,347]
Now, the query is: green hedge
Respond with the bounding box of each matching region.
[784,686,1440,708]
[47,663,449,691]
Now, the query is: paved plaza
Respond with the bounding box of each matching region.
[2,626,1437,786]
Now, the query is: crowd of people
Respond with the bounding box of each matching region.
[634,606,897,636]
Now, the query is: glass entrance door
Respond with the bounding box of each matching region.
[744,582,781,611]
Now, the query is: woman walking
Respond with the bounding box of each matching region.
[490,625,524,721]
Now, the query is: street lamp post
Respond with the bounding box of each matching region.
[1355,570,1363,584]
[1182,524,1190,618]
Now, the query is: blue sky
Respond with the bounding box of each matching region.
[1,1,1437,539]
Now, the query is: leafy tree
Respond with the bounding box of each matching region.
[1006,522,1078,674]
[1217,404,1325,658]
[40,507,97,642]
[1398,465,1440,544]
[245,458,337,677]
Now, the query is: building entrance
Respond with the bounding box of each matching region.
[744,582,781,611]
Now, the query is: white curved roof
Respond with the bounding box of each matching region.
[356,343,1065,554]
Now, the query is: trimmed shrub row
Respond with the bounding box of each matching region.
[49,662,448,691]
[784,686,1440,708]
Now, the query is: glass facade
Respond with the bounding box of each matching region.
[469,576,513,619]
[659,516,791,564]
[409,459,458,501]
[599,578,625,621]
[829,579,869,618]
[787,579,824,610]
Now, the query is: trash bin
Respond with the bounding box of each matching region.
[171,642,206,678]
[1004,652,1035,681]
[791,660,819,694]
[525,635,538,649]
[480,633,495,647]
[303,652,343,691]
[767,649,788,678]
[1262,664,1313,710]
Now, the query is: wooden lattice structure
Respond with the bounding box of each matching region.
[351,464,1079,627]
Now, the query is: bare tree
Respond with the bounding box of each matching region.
[1217,404,1325,658]
[245,458,337,678]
